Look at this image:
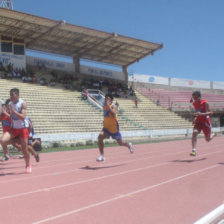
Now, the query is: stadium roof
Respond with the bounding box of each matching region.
[0,8,163,67]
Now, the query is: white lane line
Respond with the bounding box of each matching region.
[1,149,223,201]
[0,161,170,200]
[0,147,222,185]
[32,164,220,224]
[0,147,188,184]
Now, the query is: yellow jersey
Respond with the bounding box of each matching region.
[103,103,119,133]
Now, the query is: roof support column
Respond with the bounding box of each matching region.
[122,65,128,84]
[73,56,80,73]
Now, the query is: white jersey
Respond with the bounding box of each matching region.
[9,99,25,129]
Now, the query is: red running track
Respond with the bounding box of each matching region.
[0,136,224,224]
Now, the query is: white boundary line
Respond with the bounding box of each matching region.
[0,161,170,200]
[32,164,220,224]
[194,203,224,224]
[1,148,222,200]
[0,148,222,185]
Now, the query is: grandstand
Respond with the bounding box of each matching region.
[0,77,193,136]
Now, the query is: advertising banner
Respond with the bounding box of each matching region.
[26,56,75,73]
[129,73,169,85]
[170,77,210,89]
[0,52,26,69]
[80,65,125,81]
[213,81,224,90]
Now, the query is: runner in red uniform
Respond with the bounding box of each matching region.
[190,91,215,156]
[0,99,11,161]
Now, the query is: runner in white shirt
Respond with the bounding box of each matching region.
[0,88,31,173]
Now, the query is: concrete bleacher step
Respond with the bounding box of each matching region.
[0,79,141,134]
[0,78,194,135]
[115,90,193,130]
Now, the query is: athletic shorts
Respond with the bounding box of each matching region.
[2,126,10,133]
[193,121,211,138]
[103,128,122,141]
[9,128,29,139]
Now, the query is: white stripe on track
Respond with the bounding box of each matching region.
[32,164,220,224]
[0,149,223,201]
[0,148,222,185]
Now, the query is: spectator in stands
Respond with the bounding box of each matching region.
[39,75,48,86]
[96,94,134,162]
[32,75,37,84]
[22,75,28,83]
[49,78,56,87]
[129,85,135,96]
[135,98,138,108]
[12,70,17,78]
[115,101,120,111]
[63,81,71,89]
[0,61,4,71]
[15,68,22,79]
[27,75,32,83]
[1,73,8,79]
[190,91,216,156]
[7,63,13,73]
[123,90,128,98]
[82,90,89,100]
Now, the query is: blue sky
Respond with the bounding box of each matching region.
[15,0,224,82]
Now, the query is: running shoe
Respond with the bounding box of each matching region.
[35,154,40,163]
[1,156,9,161]
[19,155,24,159]
[128,142,134,154]
[190,151,196,156]
[25,166,32,174]
[96,155,105,162]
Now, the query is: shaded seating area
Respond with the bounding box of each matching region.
[0,79,142,136]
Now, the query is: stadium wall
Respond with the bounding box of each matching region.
[26,56,125,81]
[34,127,223,143]
[130,74,224,91]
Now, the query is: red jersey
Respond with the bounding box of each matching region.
[193,99,210,123]
[0,110,11,132]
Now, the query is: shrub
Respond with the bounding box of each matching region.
[86,140,93,145]
[76,142,85,146]
[52,142,60,148]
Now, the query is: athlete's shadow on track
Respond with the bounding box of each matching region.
[80,164,124,170]
[0,166,25,170]
[170,158,207,163]
[0,172,24,176]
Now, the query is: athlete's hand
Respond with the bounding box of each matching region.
[106,99,110,107]
[194,112,203,116]
[1,105,6,113]
[9,104,15,113]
